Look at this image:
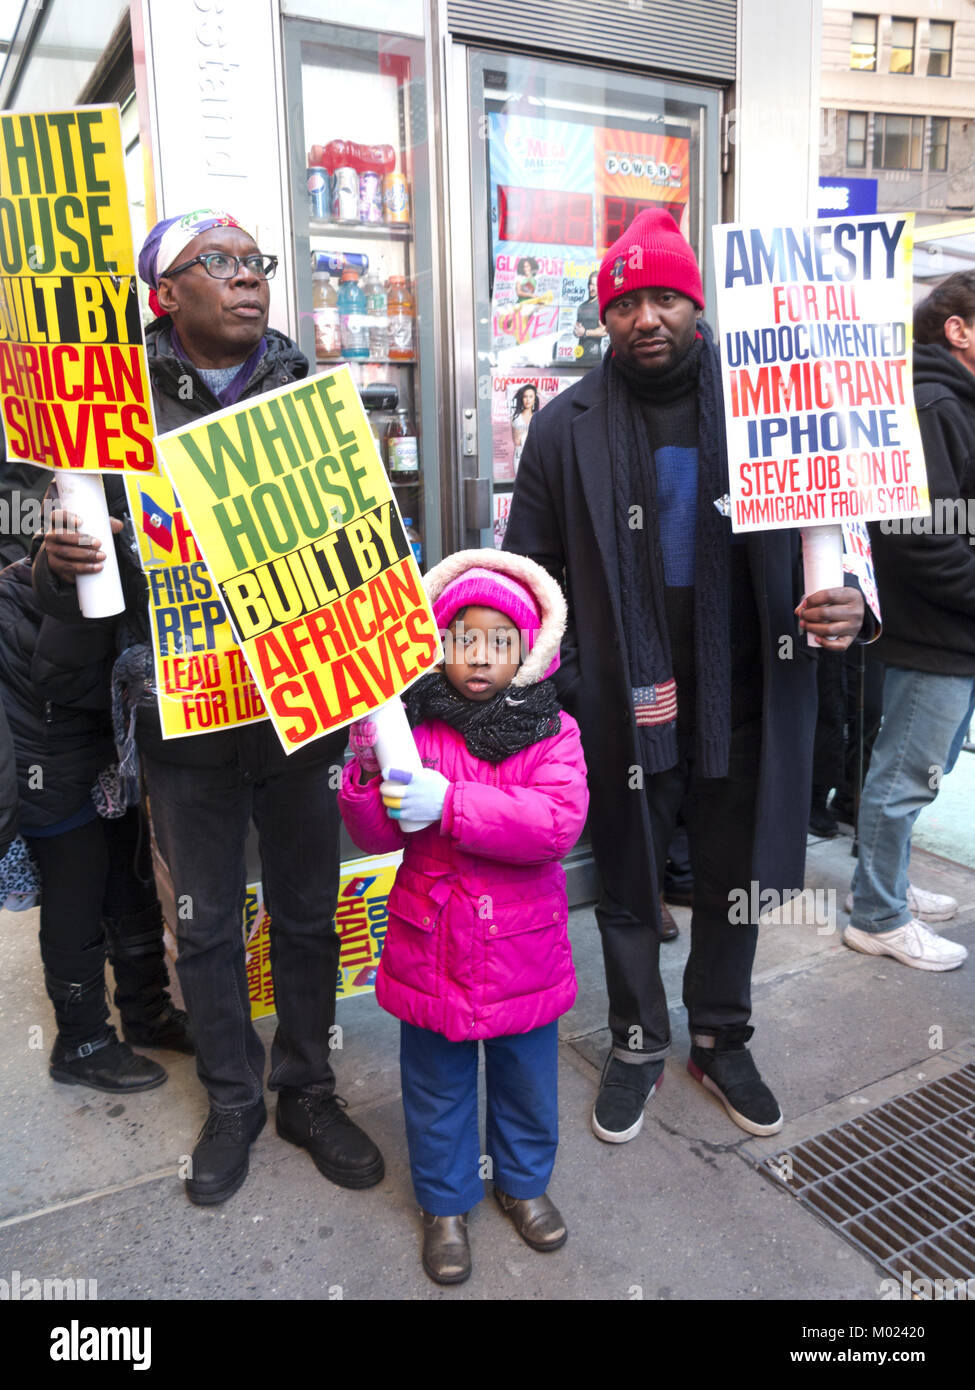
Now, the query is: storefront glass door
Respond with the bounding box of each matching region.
[461,49,720,549]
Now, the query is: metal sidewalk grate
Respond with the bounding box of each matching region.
[763,1063,975,1298]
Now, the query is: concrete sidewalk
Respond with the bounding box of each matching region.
[1,826,973,1302]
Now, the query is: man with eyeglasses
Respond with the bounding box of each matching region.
[33,210,385,1205]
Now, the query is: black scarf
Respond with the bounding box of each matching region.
[605,321,732,778]
[402,671,561,763]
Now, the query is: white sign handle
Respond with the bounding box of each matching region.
[800,524,844,648]
[56,472,125,618]
[372,696,431,833]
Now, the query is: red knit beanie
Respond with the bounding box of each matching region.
[597,208,704,319]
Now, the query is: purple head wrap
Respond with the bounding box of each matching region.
[137,209,246,289]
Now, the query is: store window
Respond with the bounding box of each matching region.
[928,21,952,78]
[930,116,949,173]
[850,14,877,71]
[873,113,924,169]
[889,18,915,75]
[465,51,718,548]
[846,112,868,168]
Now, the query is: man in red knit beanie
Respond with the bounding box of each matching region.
[505,209,868,1144]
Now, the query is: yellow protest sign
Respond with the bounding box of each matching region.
[0,106,157,473]
[245,852,400,1019]
[156,367,441,749]
[124,475,268,737]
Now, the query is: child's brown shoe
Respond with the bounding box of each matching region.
[494,1189,567,1251]
[421,1210,471,1284]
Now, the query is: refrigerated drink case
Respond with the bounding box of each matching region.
[285,17,435,572]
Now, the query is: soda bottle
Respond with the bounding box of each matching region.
[327,139,358,223]
[402,516,422,567]
[363,263,389,360]
[384,407,418,474]
[337,268,368,358]
[358,143,384,225]
[387,276,415,361]
[313,274,341,360]
[306,150,330,221]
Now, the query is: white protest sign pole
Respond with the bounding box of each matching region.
[800,524,843,647]
[372,696,431,833]
[56,472,125,618]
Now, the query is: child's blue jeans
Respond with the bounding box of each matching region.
[399,1020,559,1216]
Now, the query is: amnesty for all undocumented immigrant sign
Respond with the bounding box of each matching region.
[0,106,156,473]
[155,367,441,751]
[712,216,929,532]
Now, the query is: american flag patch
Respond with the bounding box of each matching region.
[633,680,677,727]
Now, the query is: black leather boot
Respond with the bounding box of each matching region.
[103,905,194,1054]
[45,970,167,1093]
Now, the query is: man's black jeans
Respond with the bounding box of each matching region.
[144,747,342,1111]
[595,719,762,1061]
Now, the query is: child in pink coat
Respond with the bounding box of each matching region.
[339,549,588,1285]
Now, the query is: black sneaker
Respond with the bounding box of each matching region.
[591,1055,664,1143]
[687,1032,782,1136]
[185,1100,267,1206]
[276,1091,384,1189]
[808,805,838,838]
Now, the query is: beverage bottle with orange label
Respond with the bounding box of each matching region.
[313,273,341,359]
[387,276,415,361]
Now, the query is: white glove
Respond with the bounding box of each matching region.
[380,768,449,823]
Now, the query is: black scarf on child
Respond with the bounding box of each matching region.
[605,320,732,778]
[402,671,561,763]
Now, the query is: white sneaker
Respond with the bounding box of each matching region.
[842,919,967,972]
[906,883,958,922]
[844,884,959,921]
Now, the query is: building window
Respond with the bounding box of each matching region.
[890,18,915,74]
[930,117,949,173]
[873,113,924,169]
[928,21,952,77]
[847,111,867,168]
[851,14,877,70]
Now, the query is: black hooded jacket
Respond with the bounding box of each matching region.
[0,558,115,832]
[868,342,975,674]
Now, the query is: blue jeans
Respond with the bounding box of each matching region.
[144,746,342,1110]
[399,1021,559,1216]
[850,666,975,933]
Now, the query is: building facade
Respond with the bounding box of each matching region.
[820,2,975,225]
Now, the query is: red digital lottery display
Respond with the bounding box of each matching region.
[602,196,683,247]
[497,185,594,247]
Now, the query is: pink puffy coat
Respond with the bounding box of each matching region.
[338,716,589,1042]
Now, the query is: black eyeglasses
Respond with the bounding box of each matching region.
[163,252,278,281]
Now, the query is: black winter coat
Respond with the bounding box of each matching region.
[0,559,115,832]
[503,360,823,918]
[0,700,17,857]
[868,342,975,675]
[32,320,347,771]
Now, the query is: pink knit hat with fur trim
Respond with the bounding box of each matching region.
[433,566,559,678]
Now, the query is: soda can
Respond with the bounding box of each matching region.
[359,169,383,224]
[307,167,329,220]
[332,166,358,223]
[384,172,410,224]
[310,251,370,275]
